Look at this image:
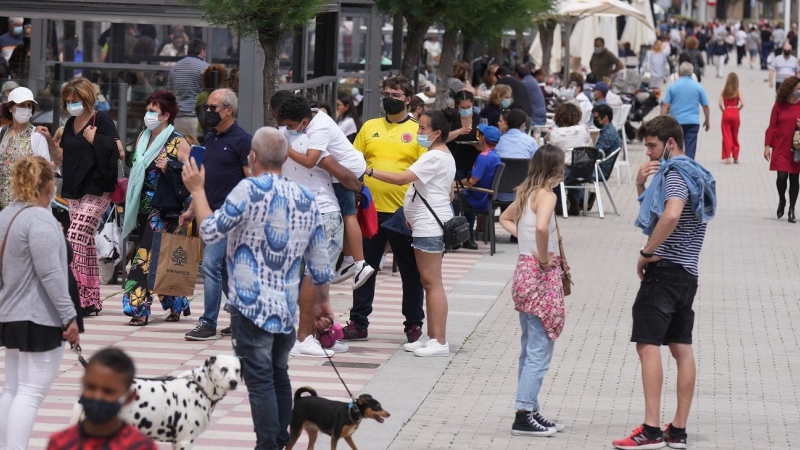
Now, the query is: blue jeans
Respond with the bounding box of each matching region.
[304,212,343,276]
[230,306,295,450]
[200,238,229,330]
[681,124,700,161]
[515,312,554,411]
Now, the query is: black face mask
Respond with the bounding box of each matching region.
[383,97,406,115]
[79,395,124,423]
[22,36,30,46]
[204,110,222,128]
[593,118,603,129]
[784,50,792,56]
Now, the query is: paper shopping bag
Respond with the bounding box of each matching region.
[147,231,201,297]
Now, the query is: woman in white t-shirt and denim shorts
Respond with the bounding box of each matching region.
[366,110,456,357]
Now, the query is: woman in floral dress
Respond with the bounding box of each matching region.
[121,91,192,326]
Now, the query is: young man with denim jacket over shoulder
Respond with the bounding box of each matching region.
[612,115,716,450]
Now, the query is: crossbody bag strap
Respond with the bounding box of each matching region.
[0,205,34,276]
[554,215,568,271]
[411,183,445,230]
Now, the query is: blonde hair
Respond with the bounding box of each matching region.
[53,126,64,145]
[652,40,664,52]
[722,73,739,99]
[513,144,565,224]
[60,77,96,112]
[11,156,54,203]
[489,85,512,106]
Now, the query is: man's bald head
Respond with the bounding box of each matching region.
[251,127,288,171]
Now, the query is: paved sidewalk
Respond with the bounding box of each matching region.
[381,65,800,449]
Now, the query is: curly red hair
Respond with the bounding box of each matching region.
[145,90,179,124]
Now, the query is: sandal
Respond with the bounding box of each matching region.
[183,306,191,317]
[165,313,181,322]
[128,316,149,327]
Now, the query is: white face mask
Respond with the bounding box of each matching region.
[67,102,85,117]
[12,107,32,124]
[144,112,162,130]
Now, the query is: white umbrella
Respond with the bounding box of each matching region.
[555,0,654,80]
[529,24,563,74]
[571,16,618,72]
[619,0,657,54]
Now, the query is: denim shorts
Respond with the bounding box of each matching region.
[333,181,359,217]
[631,261,698,346]
[304,211,343,276]
[412,235,445,253]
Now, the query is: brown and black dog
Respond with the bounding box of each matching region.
[286,386,390,450]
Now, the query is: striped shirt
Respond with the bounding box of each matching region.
[770,55,800,83]
[167,55,209,117]
[654,170,707,276]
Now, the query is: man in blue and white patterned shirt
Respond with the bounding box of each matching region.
[182,126,334,449]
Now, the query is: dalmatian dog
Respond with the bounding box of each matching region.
[71,354,241,450]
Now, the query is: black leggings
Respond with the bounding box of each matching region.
[776,171,799,208]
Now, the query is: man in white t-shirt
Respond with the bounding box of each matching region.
[269,92,353,358]
[735,28,748,65]
[279,96,376,293]
[769,42,800,92]
[423,36,442,71]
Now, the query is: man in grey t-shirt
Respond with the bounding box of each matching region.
[769,42,800,92]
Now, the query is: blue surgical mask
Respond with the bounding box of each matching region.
[287,122,304,135]
[459,108,472,117]
[501,99,512,108]
[67,101,85,117]
[417,134,433,148]
[13,26,23,36]
[594,47,603,54]
[659,142,674,166]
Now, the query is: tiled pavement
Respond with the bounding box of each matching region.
[9,60,800,450]
[12,248,488,449]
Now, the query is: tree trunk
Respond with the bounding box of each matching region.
[434,27,460,109]
[515,28,525,64]
[401,16,432,80]
[463,37,474,65]
[539,21,557,74]
[260,31,282,127]
[489,38,503,66]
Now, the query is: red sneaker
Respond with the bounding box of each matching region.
[612,426,666,450]
[341,321,368,340]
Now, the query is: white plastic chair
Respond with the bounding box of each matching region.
[610,104,632,186]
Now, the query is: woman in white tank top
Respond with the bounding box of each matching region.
[498,144,568,436]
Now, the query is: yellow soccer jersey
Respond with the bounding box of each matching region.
[354,116,426,213]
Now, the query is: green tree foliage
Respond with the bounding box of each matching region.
[182,0,327,126]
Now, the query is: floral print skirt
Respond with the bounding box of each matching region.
[511,253,566,341]
[122,210,190,318]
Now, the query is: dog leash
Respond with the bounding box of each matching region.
[321,324,362,422]
[71,344,89,368]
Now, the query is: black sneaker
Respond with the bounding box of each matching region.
[511,411,557,437]
[663,424,687,449]
[220,326,232,336]
[530,410,564,432]
[184,322,216,341]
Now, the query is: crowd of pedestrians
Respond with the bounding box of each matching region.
[1,9,797,450]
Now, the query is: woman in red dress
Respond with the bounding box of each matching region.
[719,73,743,164]
[764,76,800,223]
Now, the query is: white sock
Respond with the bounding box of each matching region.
[342,255,355,265]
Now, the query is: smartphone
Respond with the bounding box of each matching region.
[189,145,206,168]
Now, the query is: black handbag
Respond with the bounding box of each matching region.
[411,184,470,248]
[151,160,190,211]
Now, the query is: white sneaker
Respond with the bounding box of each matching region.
[330,340,349,353]
[379,254,387,271]
[332,261,357,284]
[352,262,375,290]
[290,336,334,358]
[403,335,429,352]
[413,339,449,357]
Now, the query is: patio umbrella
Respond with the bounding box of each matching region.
[555,0,654,80]
[619,0,657,55]
[571,16,618,72]
[529,24,563,74]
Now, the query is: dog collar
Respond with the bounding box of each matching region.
[194,381,220,407]
[348,401,362,424]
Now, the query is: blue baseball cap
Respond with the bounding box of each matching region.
[477,123,501,144]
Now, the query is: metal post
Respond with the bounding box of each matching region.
[118,83,129,152]
[786,0,791,29]
[238,37,264,131]
[52,63,63,133]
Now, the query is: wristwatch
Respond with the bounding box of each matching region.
[640,248,654,258]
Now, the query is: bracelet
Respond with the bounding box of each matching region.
[367,167,374,177]
[640,248,654,258]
